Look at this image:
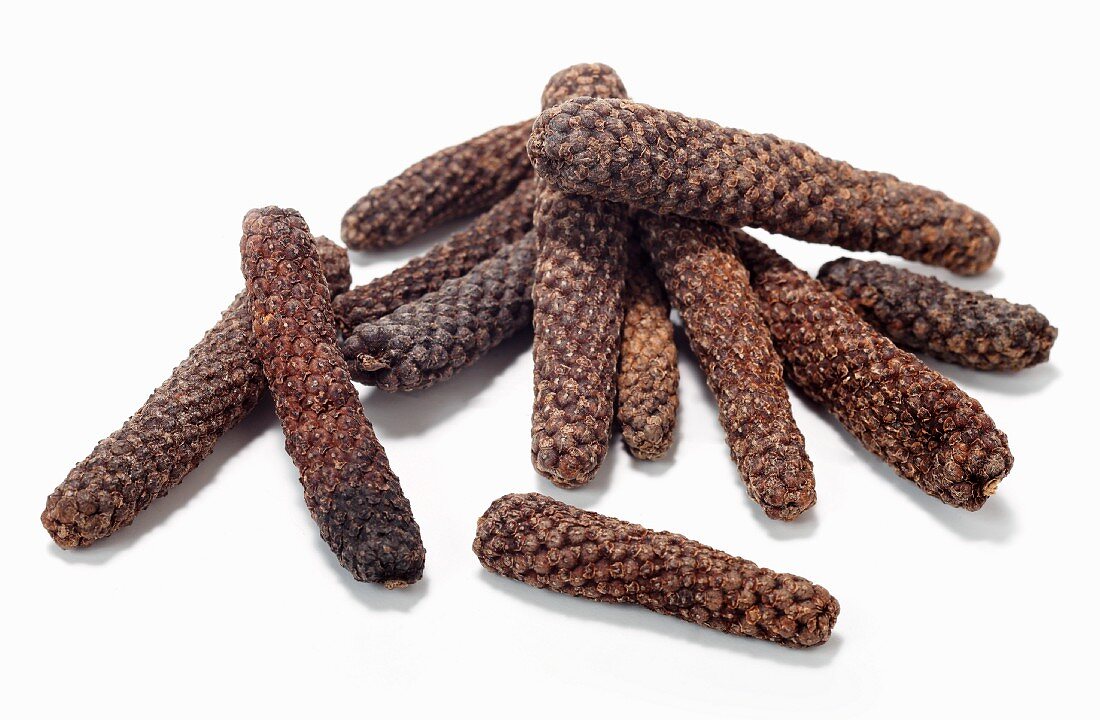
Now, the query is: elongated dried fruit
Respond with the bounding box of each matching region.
[474,493,839,648]
[242,207,424,585]
[818,258,1057,371]
[736,233,1012,510]
[334,178,536,334]
[640,215,815,519]
[342,119,533,250]
[42,237,350,549]
[616,237,678,460]
[529,97,998,275]
[343,231,537,391]
[532,64,630,487]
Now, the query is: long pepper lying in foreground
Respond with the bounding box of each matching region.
[242,208,424,586]
[334,178,536,333]
[473,493,840,648]
[528,97,999,275]
[343,232,538,391]
[818,258,1057,371]
[735,233,1012,510]
[531,63,631,487]
[640,215,815,519]
[42,237,351,549]
[342,119,532,250]
[615,239,678,460]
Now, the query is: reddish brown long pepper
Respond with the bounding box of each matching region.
[735,233,1012,510]
[616,238,678,460]
[531,63,632,487]
[473,493,840,648]
[42,236,350,549]
[341,119,532,250]
[242,208,424,585]
[818,257,1057,371]
[640,215,815,519]
[334,178,536,334]
[528,97,999,275]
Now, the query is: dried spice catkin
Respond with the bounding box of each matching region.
[532,63,631,487]
[474,493,839,648]
[334,178,536,334]
[528,97,999,275]
[735,233,1013,510]
[342,232,537,391]
[818,258,1057,371]
[640,215,815,519]
[341,119,533,250]
[42,237,350,549]
[616,238,678,460]
[242,207,424,586]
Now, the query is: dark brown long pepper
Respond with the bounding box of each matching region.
[735,233,1012,510]
[531,63,631,487]
[342,232,537,391]
[42,237,350,549]
[640,215,815,519]
[474,493,840,648]
[616,238,679,460]
[341,119,532,251]
[334,178,536,334]
[818,257,1057,371]
[242,208,424,585]
[528,97,999,275]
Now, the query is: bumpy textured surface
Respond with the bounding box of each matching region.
[474,493,839,648]
[818,258,1057,371]
[540,63,629,109]
[736,233,1013,510]
[529,97,999,275]
[42,237,350,548]
[641,215,815,519]
[616,238,678,460]
[532,63,631,487]
[334,179,536,333]
[342,119,533,250]
[242,207,424,585]
[343,232,537,391]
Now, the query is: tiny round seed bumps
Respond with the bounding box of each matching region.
[818,257,1057,371]
[341,119,533,251]
[528,97,999,275]
[242,207,424,585]
[42,236,350,549]
[343,232,537,391]
[474,493,840,648]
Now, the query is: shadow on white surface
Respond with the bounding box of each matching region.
[44,392,279,565]
[312,534,429,611]
[532,433,619,504]
[344,216,473,270]
[923,358,1061,397]
[746,494,821,540]
[477,571,843,666]
[359,330,532,438]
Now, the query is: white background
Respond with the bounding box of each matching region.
[3,2,1097,718]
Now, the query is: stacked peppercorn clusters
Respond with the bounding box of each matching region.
[40,63,1056,648]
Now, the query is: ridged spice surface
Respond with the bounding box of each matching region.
[242,207,424,585]
[342,119,532,250]
[334,178,536,333]
[818,257,1057,371]
[616,237,678,460]
[736,233,1013,510]
[531,63,630,487]
[528,97,998,275]
[342,232,537,391]
[640,215,815,519]
[41,236,350,548]
[473,493,840,648]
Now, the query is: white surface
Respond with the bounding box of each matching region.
[3,2,1097,718]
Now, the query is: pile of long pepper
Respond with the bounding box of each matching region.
[40,64,1057,649]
